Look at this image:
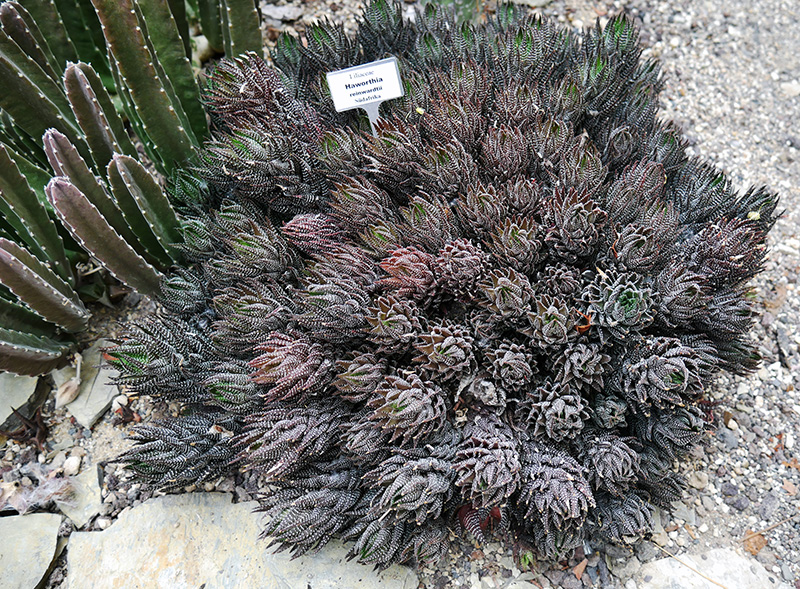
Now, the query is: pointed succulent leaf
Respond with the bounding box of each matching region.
[46,177,163,297]
[0,238,88,332]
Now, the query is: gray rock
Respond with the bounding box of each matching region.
[638,548,791,589]
[724,493,750,511]
[66,340,119,429]
[758,492,780,520]
[670,501,696,526]
[63,455,81,477]
[687,471,709,490]
[0,373,39,426]
[780,563,793,582]
[0,512,62,589]
[717,428,739,450]
[261,5,304,22]
[634,541,659,563]
[67,492,418,589]
[56,468,103,528]
[606,555,641,580]
[559,574,582,589]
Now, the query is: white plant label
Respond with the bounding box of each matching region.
[326,57,404,135]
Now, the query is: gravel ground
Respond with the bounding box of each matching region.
[2,1,798,587]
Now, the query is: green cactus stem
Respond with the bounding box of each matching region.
[46,177,164,298]
[91,0,199,172]
[221,0,263,58]
[0,326,72,375]
[0,143,72,283]
[0,238,88,332]
[64,62,137,170]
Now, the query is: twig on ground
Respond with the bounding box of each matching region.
[655,545,728,589]
[739,511,800,543]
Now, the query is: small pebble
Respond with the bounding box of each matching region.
[63,455,81,477]
[688,471,709,490]
[96,518,111,530]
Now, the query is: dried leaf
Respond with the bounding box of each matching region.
[55,377,81,408]
[743,529,767,556]
[781,479,798,496]
[573,558,588,580]
[782,458,800,471]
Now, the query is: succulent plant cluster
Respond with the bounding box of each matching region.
[111,0,779,568]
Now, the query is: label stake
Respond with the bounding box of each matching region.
[326,57,404,137]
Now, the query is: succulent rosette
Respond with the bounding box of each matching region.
[108,0,778,568]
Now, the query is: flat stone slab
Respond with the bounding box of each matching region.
[67,492,418,589]
[56,467,103,528]
[638,547,790,589]
[0,372,39,426]
[0,512,62,589]
[65,340,119,429]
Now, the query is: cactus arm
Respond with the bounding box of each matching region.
[108,154,183,263]
[64,62,137,169]
[105,159,174,268]
[13,0,77,70]
[106,57,151,158]
[134,0,208,143]
[0,326,72,376]
[221,0,263,58]
[0,144,72,282]
[42,129,148,260]
[0,140,53,207]
[0,293,58,337]
[167,0,192,59]
[0,2,61,83]
[0,238,88,332]
[0,30,84,151]
[91,0,198,172]
[198,0,224,53]
[52,0,112,87]
[0,112,49,169]
[46,178,164,298]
